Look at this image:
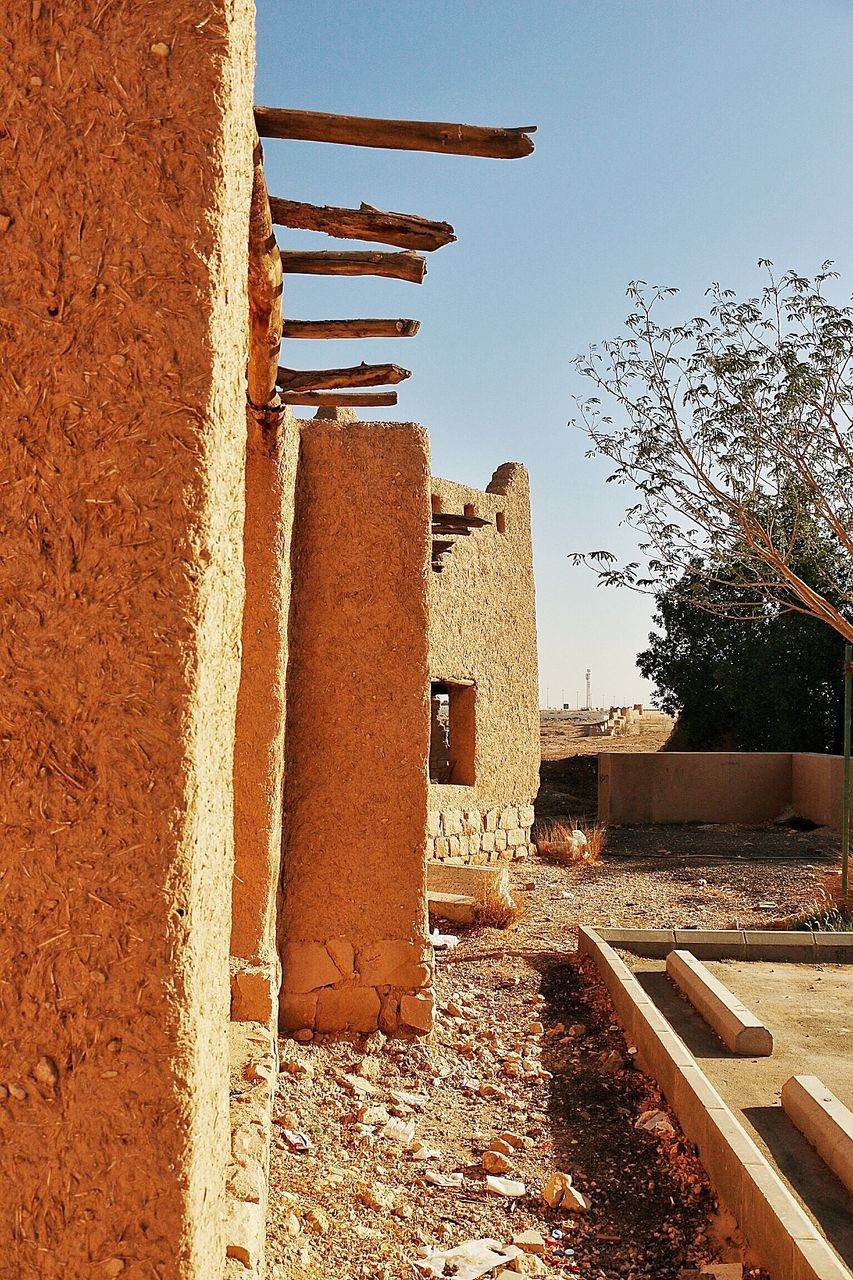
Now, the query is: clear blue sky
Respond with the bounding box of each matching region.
[255,0,853,708]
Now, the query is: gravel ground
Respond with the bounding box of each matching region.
[263,823,844,1280]
[265,929,735,1280]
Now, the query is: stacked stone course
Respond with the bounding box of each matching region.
[427,803,536,863]
[279,936,434,1036]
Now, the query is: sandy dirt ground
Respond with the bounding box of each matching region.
[629,958,853,1269]
[537,711,673,828]
[539,713,675,763]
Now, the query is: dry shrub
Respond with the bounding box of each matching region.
[534,820,574,846]
[534,819,607,866]
[473,888,524,930]
[770,897,853,932]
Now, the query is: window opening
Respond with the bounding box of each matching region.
[429,680,475,785]
[496,511,506,534]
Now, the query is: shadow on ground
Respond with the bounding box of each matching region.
[527,954,716,1280]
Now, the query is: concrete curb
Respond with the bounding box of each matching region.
[596,927,853,963]
[578,926,852,1280]
[782,1076,853,1197]
[667,949,773,1056]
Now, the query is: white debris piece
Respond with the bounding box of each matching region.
[424,1170,464,1189]
[635,1109,675,1135]
[381,1116,416,1147]
[414,1238,521,1280]
[409,1141,443,1162]
[431,929,459,950]
[485,1175,526,1198]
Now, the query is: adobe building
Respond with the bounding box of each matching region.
[427,464,539,865]
[1,6,537,1272]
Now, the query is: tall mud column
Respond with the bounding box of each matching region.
[0,5,254,1277]
[279,414,434,1037]
[231,409,299,1024]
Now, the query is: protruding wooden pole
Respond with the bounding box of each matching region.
[280,250,426,283]
[276,362,411,392]
[282,318,420,340]
[269,198,455,251]
[247,135,283,410]
[255,107,536,159]
[280,391,399,407]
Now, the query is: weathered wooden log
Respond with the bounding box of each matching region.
[255,107,536,159]
[280,391,399,407]
[269,198,455,251]
[276,362,411,392]
[282,318,420,340]
[280,249,426,283]
[247,135,283,409]
[432,512,492,530]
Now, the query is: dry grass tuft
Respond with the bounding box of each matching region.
[534,819,607,866]
[474,888,525,930]
[582,821,607,864]
[770,895,853,932]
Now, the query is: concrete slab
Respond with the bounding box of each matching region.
[629,956,853,1269]
[580,928,852,1280]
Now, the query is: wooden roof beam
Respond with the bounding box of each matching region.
[246,135,283,411]
[280,249,425,283]
[432,512,492,530]
[283,319,420,340]
[255,107,536,159]
[280,391,399,407]
[269,198,455,252]
[276,362,411,393]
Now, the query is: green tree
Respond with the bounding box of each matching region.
[572,264,853,643]
[638,568,845,753]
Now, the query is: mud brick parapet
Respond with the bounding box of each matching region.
[427,804,536,863]
[279,937,434,1036]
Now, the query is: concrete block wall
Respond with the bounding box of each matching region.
[601,751,847,831]
[427,803,536,863]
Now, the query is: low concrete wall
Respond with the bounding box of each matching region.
[600,751,847,830]
[599,753,792,825]
[792,754,846,831]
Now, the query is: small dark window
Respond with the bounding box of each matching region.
[463,502,476,517]
[431,494,443,514]
[495,511,506,534]
[429,680,476,786]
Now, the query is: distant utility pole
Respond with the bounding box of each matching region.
[585,669,591,710]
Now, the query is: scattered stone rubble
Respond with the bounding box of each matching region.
[261,888,764,1280]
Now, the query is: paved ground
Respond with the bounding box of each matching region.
[628,957,853,1268]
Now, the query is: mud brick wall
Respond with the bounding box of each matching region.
[427,804,536,863]
[0,5,254,1277]
[231,410,300,1026]
[428,464,539,865]
[278,419,434,1038]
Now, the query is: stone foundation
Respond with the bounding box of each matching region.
[278,937,434,1036]
[426,803,536,863]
